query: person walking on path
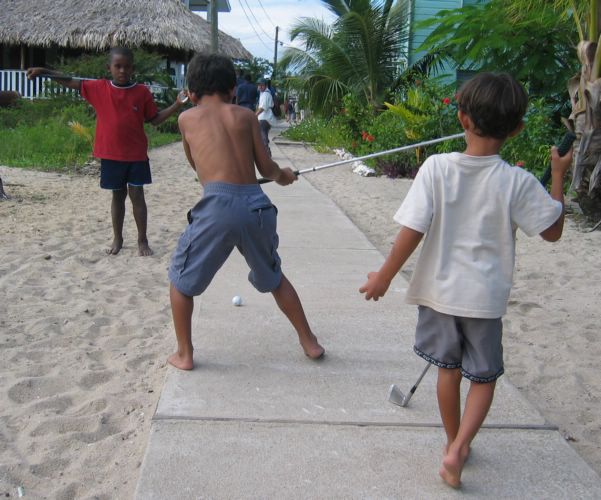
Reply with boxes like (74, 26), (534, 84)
(359, 72), (573, 489)
(255, 78), (275, 157)
(235, 73), (258, 111)
(168, 53), (324, 371)
(27, 47), (185, 256)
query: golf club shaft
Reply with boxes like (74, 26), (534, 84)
(258, 132), (465, 184)
(36, 73), (180, 91)
(410, 363), (431, 394)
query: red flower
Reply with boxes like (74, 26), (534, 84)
(361, 131), (368, 140)
(442, 97), (451, 105)
(352, 141), (357, 149)
(516, 161), (525, 167)
(366, 134), (375, 142)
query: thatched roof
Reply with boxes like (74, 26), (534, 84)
(0, 0), (252, 60)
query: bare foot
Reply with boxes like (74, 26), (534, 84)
(106, 237), (123, 255)
(167, 351), (194, 370)
(439, 447), (466, 489)
(138, 239), (153, 256)
(301, 333), (325, 360)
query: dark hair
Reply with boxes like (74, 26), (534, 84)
(109, 47), (134, 64)
(456, 72), (528, 140)
(186, 53), (236, 98)
(244, 73), (252, 82)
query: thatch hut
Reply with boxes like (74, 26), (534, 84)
(0, 0), (251, 71)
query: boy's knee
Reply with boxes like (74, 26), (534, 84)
(128, 185), (145, 202)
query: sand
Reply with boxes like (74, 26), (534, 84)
(1, 138), (600, 498)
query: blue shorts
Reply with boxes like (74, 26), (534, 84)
(168, 183), (282, 297)
(100, 159), (152, 190)
(413, 306), (504, 383)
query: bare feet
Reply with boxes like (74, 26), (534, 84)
(106, 237), (123, 255)
(167, 351), (194, 370)
(138, 239), (153, 256)
(301, 333), (325, 360)
(439, 446), (467, 489)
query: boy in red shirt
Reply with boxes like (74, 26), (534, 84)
(28, 47), (185, 256)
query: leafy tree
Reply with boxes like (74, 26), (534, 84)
(417, 1), (578, 106)
(234, 57), (273, 83)
(506, 1), (601, 219)
(420, 0), (601, 218)
(278, 0), (409, 115)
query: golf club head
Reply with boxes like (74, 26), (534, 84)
(387, 384), (408, 407)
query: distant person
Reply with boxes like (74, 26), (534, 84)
(287, 100), (296, 123)
(256, 78), (276, 157)
(359, 72), (572, 488)
(27, 47), (185, 256)
(168, 53), (324, 370)
(235, 73), (258, 111)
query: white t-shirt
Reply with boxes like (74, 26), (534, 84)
(394, 152), (563, 318)
(257, 90), (275, 124)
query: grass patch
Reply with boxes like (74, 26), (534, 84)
(0, 96), (181, 172)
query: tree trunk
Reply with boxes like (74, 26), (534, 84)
(570, 41), (601, 220)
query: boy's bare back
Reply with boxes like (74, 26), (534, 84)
(178, 95), (279, 185)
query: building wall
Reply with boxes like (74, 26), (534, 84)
(408, 0), (487, 83)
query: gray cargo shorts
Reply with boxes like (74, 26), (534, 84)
(413, 306), (504, 383)
(169, 182), (282, 296)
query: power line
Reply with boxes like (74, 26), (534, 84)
(256, 0), (278, 29)
(236, 0), (273, 52)
(241, 0), (276, 41)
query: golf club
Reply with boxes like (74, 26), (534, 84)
(34, 73), (189, 102)
(388, 362), (431, 407)
(257, 132), (465, 184)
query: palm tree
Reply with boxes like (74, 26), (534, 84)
(508, 1), (601, 218)
(278, 0), (409, 115)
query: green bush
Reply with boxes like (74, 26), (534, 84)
(500, 98), (564, 178)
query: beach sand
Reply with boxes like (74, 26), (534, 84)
(1, 139), (600, 498)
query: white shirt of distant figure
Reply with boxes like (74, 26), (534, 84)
(257, 89), (276, 125)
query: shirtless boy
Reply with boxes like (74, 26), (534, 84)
(167, 53), (324, 370)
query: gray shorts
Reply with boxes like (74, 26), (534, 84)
(168, 183), (282, 296)
(414, 306), (504, 383)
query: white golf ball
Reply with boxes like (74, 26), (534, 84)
(232, 295), (242, 306)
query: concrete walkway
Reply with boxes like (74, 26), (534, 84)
(135, 127), (601, 499)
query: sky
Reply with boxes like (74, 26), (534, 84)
(205, 0), (336, 61)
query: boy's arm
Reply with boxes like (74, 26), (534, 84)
(251, 116), (295, 185)
(178, 116), (196, 171)
(359, 226), (424, 301)
(26, 68), (81, 90)
(150, 93), (186, 126)
(539, 146), (573, 242)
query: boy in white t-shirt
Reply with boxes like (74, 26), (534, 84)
(359, 72), (573, 488)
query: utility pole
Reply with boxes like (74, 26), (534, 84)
(272, 26), (279, 82)
(208, 0), (218, 53)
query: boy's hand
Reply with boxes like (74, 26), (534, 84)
(26, 67), (45, 80)
(359, 271), (390, 301)
(275, 167), (298, 186)
(551, 145), (573, 178)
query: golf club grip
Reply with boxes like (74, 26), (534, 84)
(257, 171), (300, 184)
(540, 131), (577, 186)
(38, 73), (73, 80)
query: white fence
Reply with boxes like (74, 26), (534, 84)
(0, 70), (77, 99)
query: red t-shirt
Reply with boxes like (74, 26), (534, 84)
(80, 79), (158, 161)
